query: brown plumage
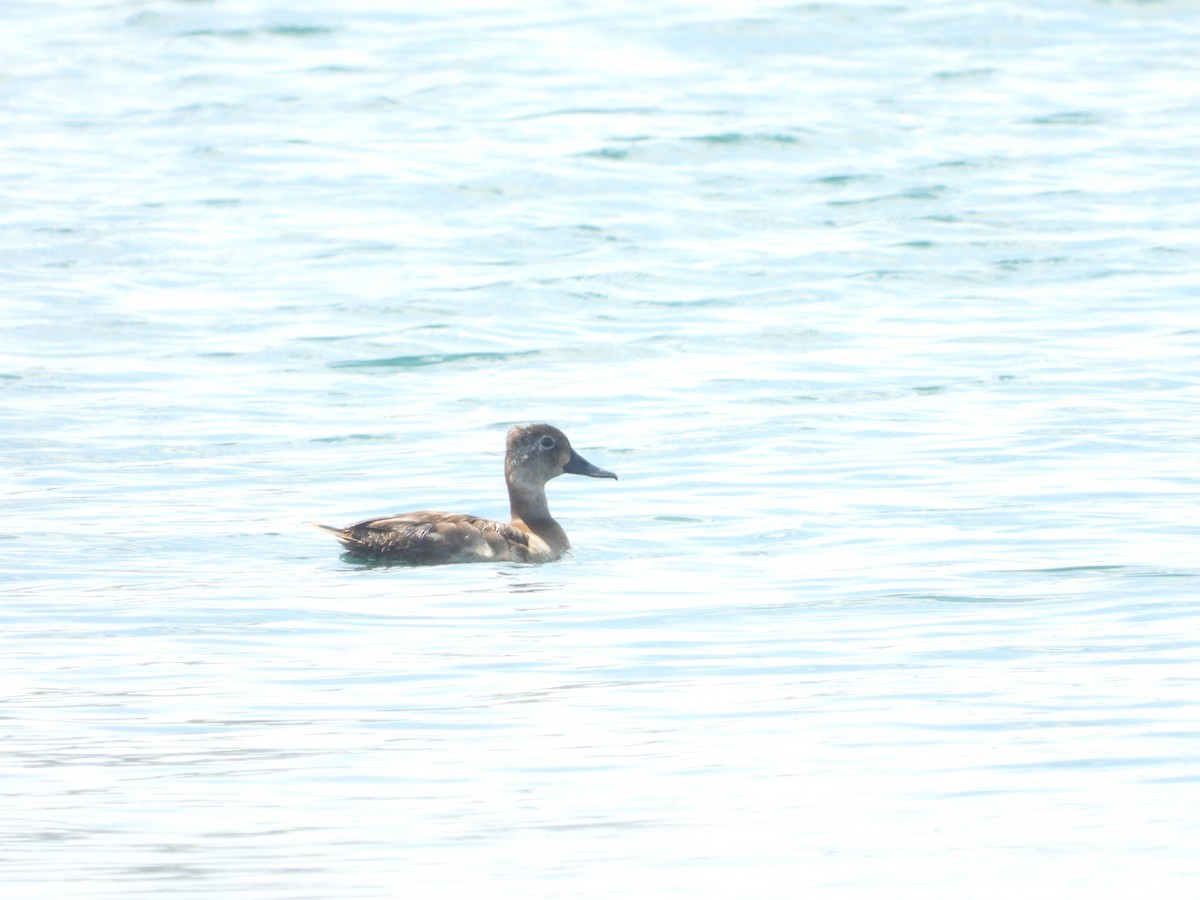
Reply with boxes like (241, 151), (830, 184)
(316, 424), (616, 564)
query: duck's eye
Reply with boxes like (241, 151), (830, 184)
(540, 436), (556, 449)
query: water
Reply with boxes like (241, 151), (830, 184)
(3, 0), (1199, 895)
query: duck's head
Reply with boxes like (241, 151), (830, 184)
(505, 424), (617, 487)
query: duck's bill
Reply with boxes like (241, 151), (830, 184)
(563, 449), (618, 480)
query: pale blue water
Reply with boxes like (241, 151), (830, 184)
(3, 0), (1199, 896)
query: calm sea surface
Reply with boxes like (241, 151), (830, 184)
(3, 0), (1199, 896)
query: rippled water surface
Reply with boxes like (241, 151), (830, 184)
(3, 0), (1199, 896)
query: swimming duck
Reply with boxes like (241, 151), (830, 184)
(317, 424), (617, 564)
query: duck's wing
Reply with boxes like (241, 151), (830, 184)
(316, 511), (532, 564)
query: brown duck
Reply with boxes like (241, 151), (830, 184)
(317, 424), (617, 564)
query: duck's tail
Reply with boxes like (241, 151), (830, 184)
(312, 522), (351, 539)
(312, 522), (362, 555)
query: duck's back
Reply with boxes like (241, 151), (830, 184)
(319, 511), (535, 564)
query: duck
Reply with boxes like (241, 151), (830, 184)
(316, 424), (617, 564)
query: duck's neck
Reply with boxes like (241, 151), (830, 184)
(508, 478), (569, 552)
